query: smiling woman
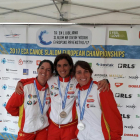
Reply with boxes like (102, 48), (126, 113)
(5, 59), (54, 140)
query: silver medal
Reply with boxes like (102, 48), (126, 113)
(40, 116), (45, 124)
(60, 111), (67, 118)
(77, 122), (85, 131)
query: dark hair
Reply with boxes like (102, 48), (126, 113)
(74, 60), (93, 75)
(38, 59), (54, 73)
(54, 53), (74, 76)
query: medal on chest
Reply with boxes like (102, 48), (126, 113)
(77, 81), (93, 130)
(58, 77), (70, 118)
(40, 115), (45, 124)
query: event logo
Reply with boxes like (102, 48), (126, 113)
(129, 75), (139, 80)
(23, 69), (29, 75)
(36, 60), (41, 65)
(126, 104), (136, 109)
(5, 30), (20, 38)
(115, 83), (123, 87)
(2, 84), (7, 90)
(28, 94), (32, 99)
(115, 93), (132, 98)
(96, 63), (114, 68)
(121, 114), (130, 119)
(39, 30), (52, 45)
(128, 85), (140, 88)
(94, 74), (108, 78)
(109, 74), (125, 79)
(124, 134), (138, 137)
(3, 126), (8, 131)
(109, 31), (128, 40)
(118, 63), (135, 69)
(1, 58), (6, 64)
(124, 125), (134, 130)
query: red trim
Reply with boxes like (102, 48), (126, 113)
(72, 100), (77, 121)
(76, 78), (93, 90)
(59, 76), (71, 82)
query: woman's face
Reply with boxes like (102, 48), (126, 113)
(37, 62), (52, 84)
(75, 65), (91, 87)
(56, 59), (72, 78)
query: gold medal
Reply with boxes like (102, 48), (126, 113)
(60, 111), (67, 118)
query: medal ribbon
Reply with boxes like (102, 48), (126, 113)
(34, 80), (47, 115)
(78, 81), (93, 121)
(58, 77), (71, 110)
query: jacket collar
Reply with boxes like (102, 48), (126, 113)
(35, 78), (48, 91)
(59, 75), (71, 82)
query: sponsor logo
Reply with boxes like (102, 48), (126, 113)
(6, 94), (12, 98)
(138, 94), (140, 97)
(38, 30), (52, 45)
(23, 69), (29, 75)
(9, 128), (15, 132)
(118, 63), (135, 69)
(117, 104), (123, 107)
(126, 104), (136, 109)
(96, 63), (114, 68)
(89, 63), (92, 67)
(1, 58), (6, 64)
(1, 58), (15, 64)
(2, 102), (7, 107)
(33, 71), (37, 74)
(109, 31), (128, 40)
(0, 120), (2, 122)
(109, 74), (125, 79)
(54, 87), (59, 90)
(0, 77), (10, 80)
(27, 101), (32, 105)
(115, 83), (123, 87)
(2, 84), (7, 90)
(124, 134), (138, 137)
(3, 120), (11, 122)
(13, 78), (21, 80)
(115, 93), (132, 98)
(129, 75), (139, 80)
(121, 114), (130, 119)
(87, 99), (94, 102)
(3, 126), (8, 131)
(128, 85), (140, 88)
(124, 125), (134, 130)
(0, 113), (2, 115)
(94, 74), (108, 78)
(19, 59), (33, 65)
(50, 91), (53, 96)
(136, 115), (140, 118)
(54, 83), (57, 85)
(36, 60), (41, 65)
(33, 100), (37, 105)
(5, 30), (20, 38)
(67, 91), (75, 94)
(6, 68), (17, 74)
(28, 94), (32, 99)
(54, 93), (58, 97)
(33, 95), (37, 98)
(89, 95), (93, 97)
(87, 104), (95, 108)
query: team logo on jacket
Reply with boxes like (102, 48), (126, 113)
(54, 93), (58, 97)
(27, 101), (32, 105)
(50, 91), (53, 95)
(33, 100), (37, 105)
(67, 91), (75, 94)
(51, 85), (54, 89)
(28, 94), (32, 99)
(87, 99), (94, 102)
(87, 104), (95, 108)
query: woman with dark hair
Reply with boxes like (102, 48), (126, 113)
(6, 60), (54, 140)
(15, 54), (109, 140)
(74, 60), (123, 140)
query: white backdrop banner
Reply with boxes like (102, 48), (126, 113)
(0, 24), (140, 140)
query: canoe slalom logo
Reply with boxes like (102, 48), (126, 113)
(38, 30), (52, 45)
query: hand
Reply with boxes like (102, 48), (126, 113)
(15, 81), (24, 94)
(97, 79), (109, 92)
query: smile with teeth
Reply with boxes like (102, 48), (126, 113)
(80, 79), (86, 81)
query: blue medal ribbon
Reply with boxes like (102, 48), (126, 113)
(58, 77), (71, 110)
(34, 80), (47, 115)
(78, 81), (93, 121)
